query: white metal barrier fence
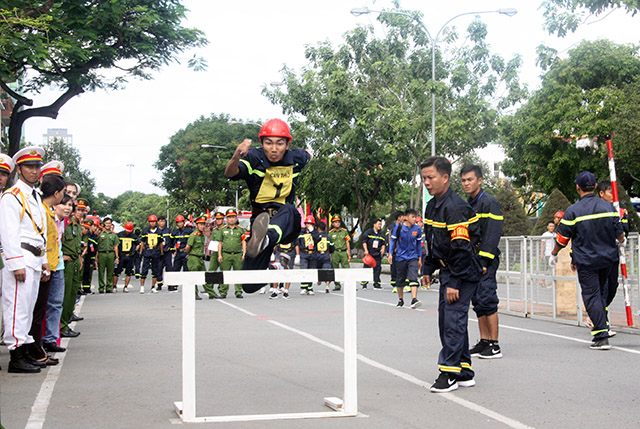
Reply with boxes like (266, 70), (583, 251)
(164, 268), (372, 424)
(497, 233), (640, 330)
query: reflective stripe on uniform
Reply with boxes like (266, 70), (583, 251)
(476, 212), (504, 221)
(560, 211), (619, 226)
(239, 159), (265, 177)
(478, 250), (495, 259)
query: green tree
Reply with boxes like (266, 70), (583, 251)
(501, 40), (640, 198)
(154, 114), (259, 213)
(108, 191), (168, 230)
(494, 181), (531, 236)
(43, 137), (95, 197)
(531, 189), (572, 235)
(541, 0), (640, 37)
(0, 0), (207, 156)
(265, 11), (525, 229)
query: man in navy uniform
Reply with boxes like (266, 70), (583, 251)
(461, 165), (504, 359)
(170, 214), (192, 292)
(550, 171), (624, 350)
(361, 218), (386, 289)
(157, 215), (173, 291)
(224, 118), (312, 292)
(139, 214), (164, 294)
(421, 156), (481, 393)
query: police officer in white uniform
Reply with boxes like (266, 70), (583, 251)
(0, 146), (49, 373)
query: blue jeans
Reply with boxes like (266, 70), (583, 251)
(43, 269), (65, 344)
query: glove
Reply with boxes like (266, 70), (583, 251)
(294, 254), (300, 266)
(620, 238), (628, 248)
(548, 254), (558, 268)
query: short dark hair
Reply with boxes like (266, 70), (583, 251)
(460, 164), (483, 179)
(420, 156), (451, 176)
(597, 180), (612, 194)
(547, 220), (555, 225)
(405, 208), (418, 217)
(157, 215), (166, 221)
(318, 221), (327, 231)
(394, 211), (404, 220)
(103, 217), (112, 223)
(40, 175), (66, 198)
(373, 218), (382, 224)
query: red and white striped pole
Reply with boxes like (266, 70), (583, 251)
(606, 138), (634, 326)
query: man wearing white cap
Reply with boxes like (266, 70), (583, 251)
(0, 146), (49, 373)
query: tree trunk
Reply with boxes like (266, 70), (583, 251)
(7, 85), (83, 155)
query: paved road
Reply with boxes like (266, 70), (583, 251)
(2, 271), (640, 428)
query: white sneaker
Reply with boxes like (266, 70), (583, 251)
(151, 287), (158, 294)
(300, 289), (308, 295)
(308, 290), (315, 296)
(608, 330), (617, 337)
(139, 286), (144, 294)
(260, 286), (267, 294)
(283, 292), (290, 300)
(123, 286), (129, 293)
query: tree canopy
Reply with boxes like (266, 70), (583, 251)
(154, 114), (259, 213)
(43, 137), (95, 197)
(0, 0), (207, 155)
(501, 39), (640, 198)
(264, 10), (525, 229)
(541, 0), (640, 37)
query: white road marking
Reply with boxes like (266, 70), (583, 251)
(348, 293), (640, 355)
(219, 299), (534, 429)
(25, 296), (85, 429)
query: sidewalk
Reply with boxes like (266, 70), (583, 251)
(2, 273), (640, 428)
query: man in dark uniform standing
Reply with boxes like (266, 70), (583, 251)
(157, 215), (173, 291)
(315, 221), (335, 293)
(296, 215), (320, 295)
(421, 156), (481, 393)
(361, 218), (386, 290)
(224, 118), (312, 292)
(139, 214), (164, 294)
(170, 215), (192, 292)
(461, 165), (504, 359)
(114, 222), (139, 293)
(551, 171), (624, 350)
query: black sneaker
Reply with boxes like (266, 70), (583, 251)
(410, 298), (422, 309)
(457, 373), (476, 387)
(478, 342), (503, 359)
(269, 292), (278, 299)
(283, 292), (290, 300)
(469, 339), (489, 357)
(590, 338), (611, 350)
(396, 299), (404, 308)
(430, 372), (458, 393)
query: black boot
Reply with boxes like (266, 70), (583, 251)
(8, 346), (41, 373)
(24, 344), (47, 368)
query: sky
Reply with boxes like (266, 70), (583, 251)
(21, 0), (640, 198)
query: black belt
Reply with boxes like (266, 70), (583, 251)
(252, 206), (280, 217)
(223, 251), (241, 255)
(21, 243), (45, 257)
(301, 250), (315, 254)
(335, 249), (348, 252)
(102, 251), (114, 253)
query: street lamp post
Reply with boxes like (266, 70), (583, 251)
(126, 163), (134, 190)
(351, 7), (517, 157)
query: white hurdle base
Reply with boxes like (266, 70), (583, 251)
(165, 268), (372, 424)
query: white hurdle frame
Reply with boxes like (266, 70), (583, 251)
(165, 268), (372, 423)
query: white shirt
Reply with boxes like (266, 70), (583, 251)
(542, 231), (555, 257)
(0, 179), (48, 271)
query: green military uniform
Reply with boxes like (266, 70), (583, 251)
(60, 218), (82, 331)
(329, 224), (351, 289)
(186, 228), (206, 297)
(219, 224), (245, 297)
(97, 228), (119, 292)
(203, 217), (224, 298)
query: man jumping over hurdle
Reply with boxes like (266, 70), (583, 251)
(224, 118), (312, 292)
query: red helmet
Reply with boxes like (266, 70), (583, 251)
(175, 215), (185, 222)
(258, 119), (292, 142)
(124, 222), (134, 232)
(304, 215), (315, 225)
(363, 254), (376, 268)
(148, 215), (158, 222)
(554, 211), (564, 219)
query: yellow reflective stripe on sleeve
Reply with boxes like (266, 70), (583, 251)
(438, 365), (461, 373)
(424, 218), (447, 228)
(239, 159), (265, 177)
(560, 211), (619, 226)
(447, 215), (478, 230)
(621, 218), (628, 223)
(477, 212), (504, 220)
(268, 224), (283, 243)
(478, 251), (495, 259)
